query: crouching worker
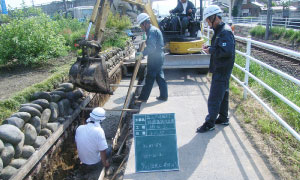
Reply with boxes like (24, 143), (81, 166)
(75, 107), (111, 178)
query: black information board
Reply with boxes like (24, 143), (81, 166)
(133, 113), (179, 172)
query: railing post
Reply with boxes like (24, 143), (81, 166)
(244, 36), (251, 99)
(285, 18), (287, 28)
(271, 15), (273, 28)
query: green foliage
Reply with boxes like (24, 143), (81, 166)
(102, 30), (130, 50)
(0, 10), (67, 66)
(53, 13), (87, 32)
(51, 13), (88, 50)
(250, 25), (265, 38)
(232, 6), (238, 17)
(270, 26), (285, 39)
(0, 14), (11, 24)
(250, 25), (300, 43)
(284, 29), (295, 39)
(9, 7), (43, 19)
(106, 12), (131, 31)
(291, 31), (300, 43)
(102, 12), (132, 50)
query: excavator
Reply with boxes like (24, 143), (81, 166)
(69, 0), (210, 94)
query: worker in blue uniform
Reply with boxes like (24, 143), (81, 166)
(196, 5), (235, 133)
(169, 0), (196, 34)
(135, 13), (168, 103)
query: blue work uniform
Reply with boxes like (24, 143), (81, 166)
(138, 25), (168, 101)
(205, 22), (235, 126)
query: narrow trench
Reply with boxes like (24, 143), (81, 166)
(47, 67), (143, 180)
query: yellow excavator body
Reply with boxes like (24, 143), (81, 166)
(169, 38), (205, 54)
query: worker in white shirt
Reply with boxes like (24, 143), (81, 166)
(75, 107), (111, 177)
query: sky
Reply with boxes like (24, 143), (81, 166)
(5, 0), (56, 8)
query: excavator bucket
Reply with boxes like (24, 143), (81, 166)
(69, 40), (112, 94)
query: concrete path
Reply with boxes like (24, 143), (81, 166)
(123, 69), (277, 180)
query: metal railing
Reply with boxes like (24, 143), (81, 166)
(223, 16), (300, 29)
(204, 27), (300, 141)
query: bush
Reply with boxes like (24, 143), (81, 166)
(53, 13), (87, 33)
(250, 25), (300, 43)
(106, 12), (131, 31)
(270, 26), (285, 39)
(0, 12), (67, 66)
(291, 31), (300, 43)
(102, 28), (129, 50)
(250, 25), (265, 38)
(9, 7), (43, 19)
(101, 12), (131, 50)
(284, 29), (295, 39)
(0, 14), (11, 24)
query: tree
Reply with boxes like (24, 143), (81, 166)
(264, 0), (272, 40)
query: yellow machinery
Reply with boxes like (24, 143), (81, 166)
(123, 0), (210, 69)
(169, 39), (205, 54)
(124, 0), (206, 55)
(69, 0), (210, 93)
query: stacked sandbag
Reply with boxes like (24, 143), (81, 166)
(0, 83), (84, 179)
(102, 42), (134, 72)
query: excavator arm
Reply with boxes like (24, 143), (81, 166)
(69, 0), (113, 94)
(122, 0), (159, 28)
(69, 0), (156, 94)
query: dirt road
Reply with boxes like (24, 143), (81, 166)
(0, 54), (75, 101)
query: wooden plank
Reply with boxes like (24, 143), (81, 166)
(81, 108), (139, 112)
(98, 168), (106, 180)
(10, 94), (94, 180)
(108, 61), (123, 78)
(109, 84), (143, 87)
(111, 155), (129, 180)
(112, 52), (143, 150)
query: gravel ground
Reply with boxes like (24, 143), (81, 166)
(236, 42), (300, 80)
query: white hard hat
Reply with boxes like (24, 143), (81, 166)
(203, 5), (223, 21)
(89, 107), (106, 122)
(137, 13), (150, 25)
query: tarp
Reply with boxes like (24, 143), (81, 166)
(1, 0), (8, 14)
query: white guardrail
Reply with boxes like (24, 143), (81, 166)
(204, 27), (300, 141)
(223, 17), (300, 29)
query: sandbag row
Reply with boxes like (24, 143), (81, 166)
(103, 41), (134, 72)
(0, 83), (84, 180)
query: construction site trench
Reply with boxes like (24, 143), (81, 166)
(0, 41), (143, 180)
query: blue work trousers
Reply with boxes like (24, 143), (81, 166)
(138, 67), (168, 101)
(205, 71), (231, 126)
(171, 16), (189, 33)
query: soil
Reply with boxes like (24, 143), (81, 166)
(0, 53), (76, 101)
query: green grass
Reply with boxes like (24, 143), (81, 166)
(250, 25), (265, 39)
(0, 58), (75, 123)
(250, 25), (300, 43)
(231, 54), (300, 178)
(233, 54), (300, 132)
(270, 26), (285, 39)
